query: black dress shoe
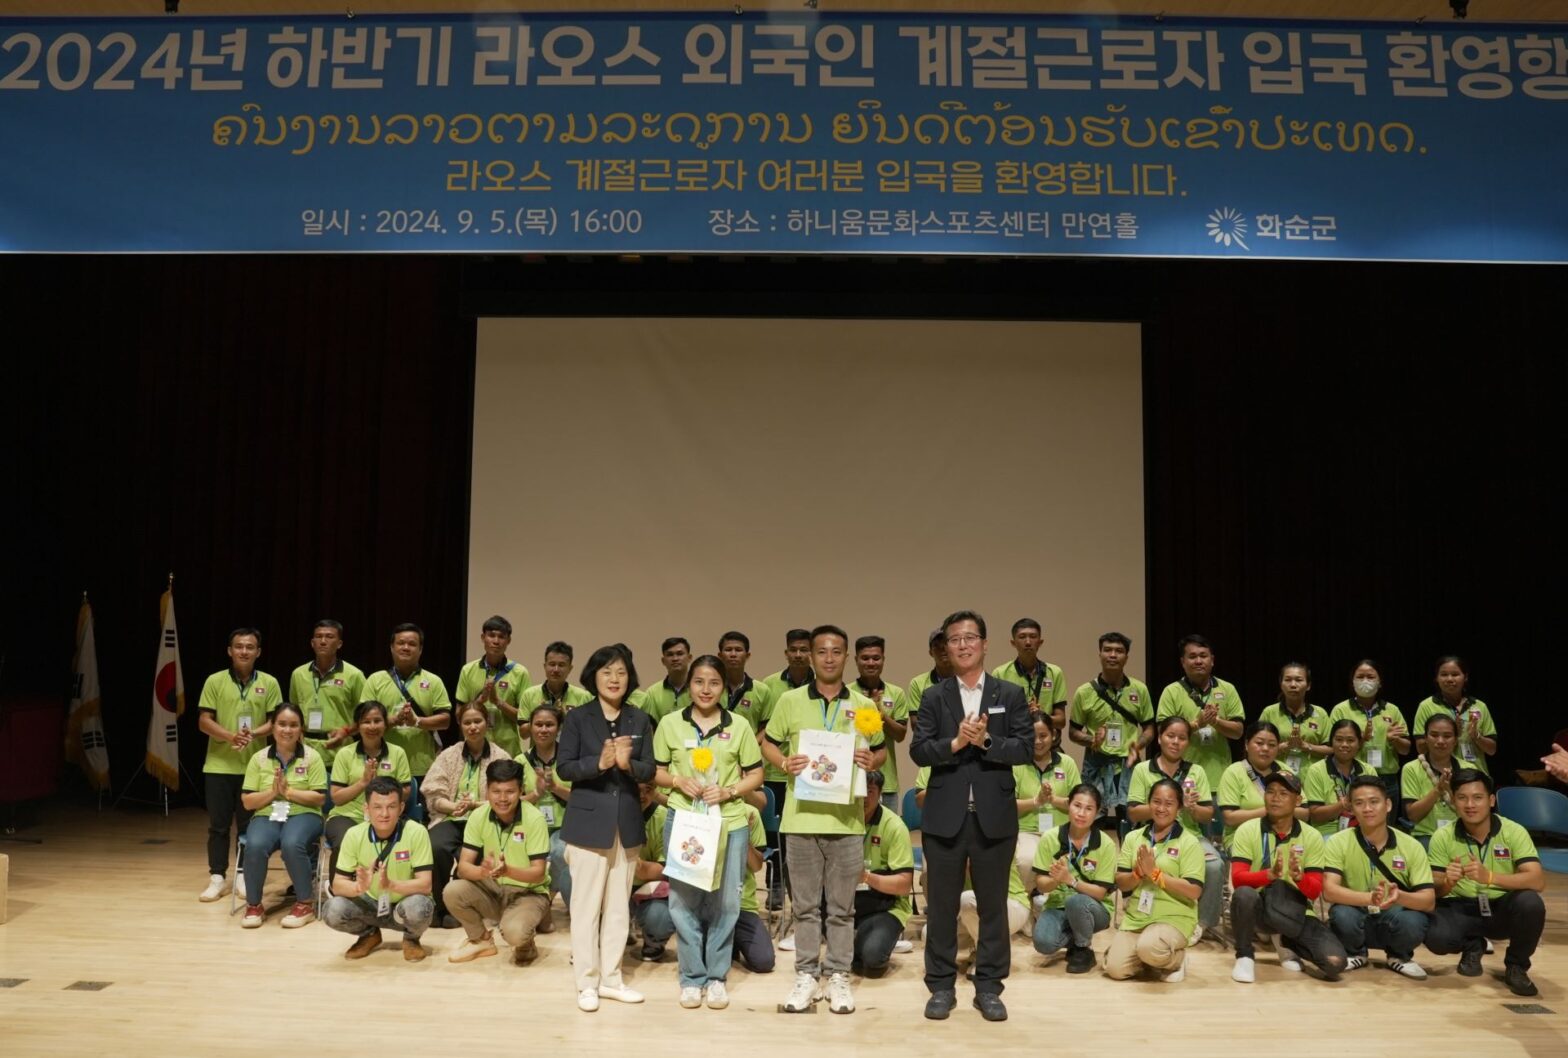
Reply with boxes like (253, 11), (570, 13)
(972, 992), (1008, 1022)
(1505, 966), (1539, 997)
(1066, 946), (1097, 974)
(924, 989), (957, 1020)
(1457, 945), (1484, 977)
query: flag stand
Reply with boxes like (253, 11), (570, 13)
(111, 760), (199, 816)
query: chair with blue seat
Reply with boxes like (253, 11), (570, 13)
(1496, 785), (1568, 873)
(758, 785), (791, 935)
(230, 828), (324, 915)
(900, 787), (924, 915)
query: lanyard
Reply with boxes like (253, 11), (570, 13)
(461, 755), (483, 797)
(1034, 751), (1060, 786)
(1066, 832), (1094, 877)
(1182, 678), (1212, 710)
(390, 668), (419, 707)
(691, 715), (723, 747)
(369, 821), (405, 871)
(1330, 759), (1360, 798)
(1461, 827), (1494, 868)
(483, 659), (515, 683)
(493, 812), (518, 854)
(1260, 825), (1292, 870)
(1015, 659), (1047, 703)
(232, 670), (258, 708)
(817, 692), (844, 731)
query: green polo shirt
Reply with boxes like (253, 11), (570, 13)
(852, 679), (909, 793)
(455, 657), (532, 758)
(639, 677), (694, 726)
(765, 684), (883, 836)
(1429, 815), (1539, 901)
(1117, 821), (1204, 934)
(327, 740), (412, 822)
(1069, 676), (1154, 758)
(363, 667), (452, 777)
(522, 746), (571, 830)
(1014, 751), (1082, 833)
(862, 803), (916, 925)
(653, 706), (764, 832)
(1400, 756), (1461, 838)
(198, 668), (284, 775)
(242, 744), (329, 818)
(1128, 758), (1213, 834)
(1156, 677), (1244, 791)
(519, 681), (594, 720)
(1301, 756), (1373, 838)
(904, 668), (941, 715)
(288, 659), (366, 764)
(738, 805), (769, 914)
(1216, 760), (1295, 848)
(992, 658), (1067, 715)
(1412, 696), (1496, 775)
(1230, 817), (1325, 915)
(1033, 824), (1117, 916)
(642, 803), (669, 864)
(1256, 702), (1332, 775)
(1324, 825), (1434, 895)
(761, 669), (814, 782)
(724, 675), (774, 736)
(1327, 699), (1408, 776)
(335, 819), (433, 905)
(460, 802), (551, 894)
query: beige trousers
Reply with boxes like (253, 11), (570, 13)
(445, 877), (550, 948)
(1104, 922), (1189, 978)
(565, 834), (638, 992)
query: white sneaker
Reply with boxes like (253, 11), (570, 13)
(199, 874), (230, 902)
(1031, 893), (1047, 912)
(1484, 939), (1495, 955)
(893, 938), (914, 954)
(825, 972), (855, 1014)
(598, 984), (645, 1005)
(1189, 923), (1203, 946)
(778, 933), (796, 951)
(1231, 956), (1256, 983)
(679, 986), (704, 1009)
(705, 981), (729, 1009)
(782, 972), (818, 1012)
(1345, 955), (1368, 971)
(577, 990), (600, 1012)
(1162, 953), (1187, 983)
(240, 904), (264, 928)
(1273, 935), (1302, 972)
(1388, 958), (1428, 980)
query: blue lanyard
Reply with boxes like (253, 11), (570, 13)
(1066, 833), (1093, 877)
(390, 668), (419, 704)
(817, 692), (843, 731)
(1260, 826), (1291, 870)
(483, 660), (515, 683)
(369, 821), (405, 870)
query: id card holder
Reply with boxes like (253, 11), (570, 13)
(1287, 754), (1304, 775)
(1199, 726), (1214, 744)
(1038, 812), (1052, 835)
(1478, 893), (1492, 917)
(308, 709), (324, 731)
(269, 799), (290, 822)
(1338, 816), (1351, 831)
(1106, 727), (1124, 751)
(376, 889), (391, 917)
(541, 804), (556, 827)
(1437, 818), (1454, 829)
(237, 714), (253, 734)
(1367, 747), (1384, 769)
(1460, 742), (1477, 761)
(1137, 888), (1156, 914)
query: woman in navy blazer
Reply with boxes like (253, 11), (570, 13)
(556, 643), (656, 1011)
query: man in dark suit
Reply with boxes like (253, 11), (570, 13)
(910, 610), (1034, 1021)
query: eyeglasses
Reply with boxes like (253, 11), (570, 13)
(945, 633), (982, 646)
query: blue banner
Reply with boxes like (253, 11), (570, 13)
(2, 11), (1566, 259)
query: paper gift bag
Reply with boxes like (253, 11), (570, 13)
(663, 808), (727, 892)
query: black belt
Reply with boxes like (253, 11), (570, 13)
(305, 730), (331, 739)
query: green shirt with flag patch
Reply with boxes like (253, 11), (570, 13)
(992, 658), (1067, 716)
(460, 802), (551, 894)
(766, 684), (883, 836)
(1230, 817), (1325, 915)
(1301, 756), (1374, 838)
(518, 682), (594, 721)
(242, 744), (329, 818)
(1217, 760), (1296, 848)
(862, 803), (916, 926)
(328, 740), (412, 822)
(852, 679), (910, 794)
(1117, 821), (1204, 934)
(1013, 751), (1082, 833)
(1033, 824), (1117, 916)
(1156, 678), (1245, 792)
(1429, 815), (1538, 901)
(1412, 696), (1496, 775)
(723, 675), (774, 738)
(288, 659), (366, 765)
(1128, 758), (1213, 834)
(1256, 702), (1332, 776)
(522, 746), (571, 830)
(1327, 699), (1409, 776)
(1324, 825), (1433, 895)
(639, 677), (695, 726)
(364, 667), (452, 777)
(653, 707), (764, 832)
(761, 669), (814, 782)
(455, 658), (532, 758)
(1400, 756), (1462, 838)
(738, 805), (768, 914)
(199, 668), (284, 775)
(336, 819), (433, 905)
(1070, 676), (1154, 758)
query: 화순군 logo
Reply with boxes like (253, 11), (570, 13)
(1206, 207), (1251, 251)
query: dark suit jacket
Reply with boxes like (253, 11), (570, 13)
(555, 699), (657, 850)
(909, 675), (1034, 840)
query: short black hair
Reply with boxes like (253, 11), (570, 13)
(1067, 782), (1103, 810)
(854, 635), (885, 653)
(228, 627), (261, 646)
(487, 759), (526, 786)
(390, 622), (424, 646)
(1423, 712), (1459, 735)
(313, 619), (344, 634)
(481, 615), (512, 636)
(1348, 775), (1388, 799)
(544, 641), (573, 660)
(1328, 718), (1364, 742)
(1177, 633), (1212, 656)
(1450, 767), (1493, 796)
(1098, 632), (1132, 651)
(365, 775), (403, 801)
(719, 631), (750, 652)
(1156, 714), (1193, 738)
(864, 767), (887, 790)
(1147, 777), (1183, 804)
(661, 637), (691, 654)
(785, 628), (812, 645)
(1245, 720), (1282, 742)
(941, 610), (987, 641)
(1010, 618), (1041, 637)
(581, 643), (640, 699)
(811, 624), (849, 649)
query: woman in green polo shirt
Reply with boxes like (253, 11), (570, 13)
(1402, 712), (1462, 847)
(325, 701), (412, 875)
(1302, 719), (1371, 838)
(1257, 662), (1332, 776)
(1012, 711), (1080, 887)
(654, 654), (765, 1009)
(1032, 783), (1117, 973)
(238, 702), (327, 928)
(1328, 659), (1409, 802)
(525, 701), (573, 911)
(1218, 721), (1294, 848)
(1412, 656), (1497, 774)
(1107, 777), (1204, 981)
(1128, 716), (1223, 938)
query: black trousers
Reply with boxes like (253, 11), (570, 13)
(1231, 880), (1347, 974)
(204, 772), (251, 875)
(922, 812), (1015, 995)
(1427, 893), (1546, 971)
(764, 779), (787, 892)
(854, 911), (904, 974)
(324, 814), (357, 877)
(428, 820), (464, 917)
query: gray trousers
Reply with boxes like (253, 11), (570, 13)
(322, 894), (434, 940)
(784, 833), (862, 977)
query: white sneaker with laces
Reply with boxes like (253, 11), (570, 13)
(598, 984), (645, 1004)
(782, 972), (818, 1013)
(1162, 953), (1187, 983)
(679, 987), (703, 1009)
(1388, 959), (1428, 980)
(825, 972), (855, 1014)
(1232, 956), (1256, 983)
(199, 874), (230, 902)
(778, 933), (796, 952)
(893, 938), (914, 954)
(705, 981), (729, 1009)
(577, 990), (600, 1012)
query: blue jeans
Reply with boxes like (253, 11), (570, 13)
(1198, 835), (1224, 931)
(1082, 753), (1132, 813)
(665, 813), (750, 988)
(549, 829), (571, 909)
(1328, 903), (1429, 961)
(323, 893), (434, 940)
(635, 897), (674, 946)
(1033, 893), (1111, 953)
(242, 812), (322, 906)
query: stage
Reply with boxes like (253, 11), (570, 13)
(1, 806), (1564, 1057)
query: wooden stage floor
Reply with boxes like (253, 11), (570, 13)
(2, 806), (1565, 1057)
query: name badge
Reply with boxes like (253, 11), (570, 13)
(1287, 754), (1304, 774)
(1367, 748), (1384, 769)
(541, 804), (556, 826)
(308, 709), (324, 730)
(1137, 888), (1156, 914)
(684, 739), (698, 749)
(1198, 726), (1213, 743)
(988, 706), (1005, 715)
(1478, 892), (1492, 917)
(1460, 743), (1477, 761)
(1106, 727), (1124, 749)
(1437, 818), (1453, 828)
(269, 800), (290, 822)
(237, 714), (252, 733)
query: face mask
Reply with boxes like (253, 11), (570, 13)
(1353, 678), (1379, 698)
